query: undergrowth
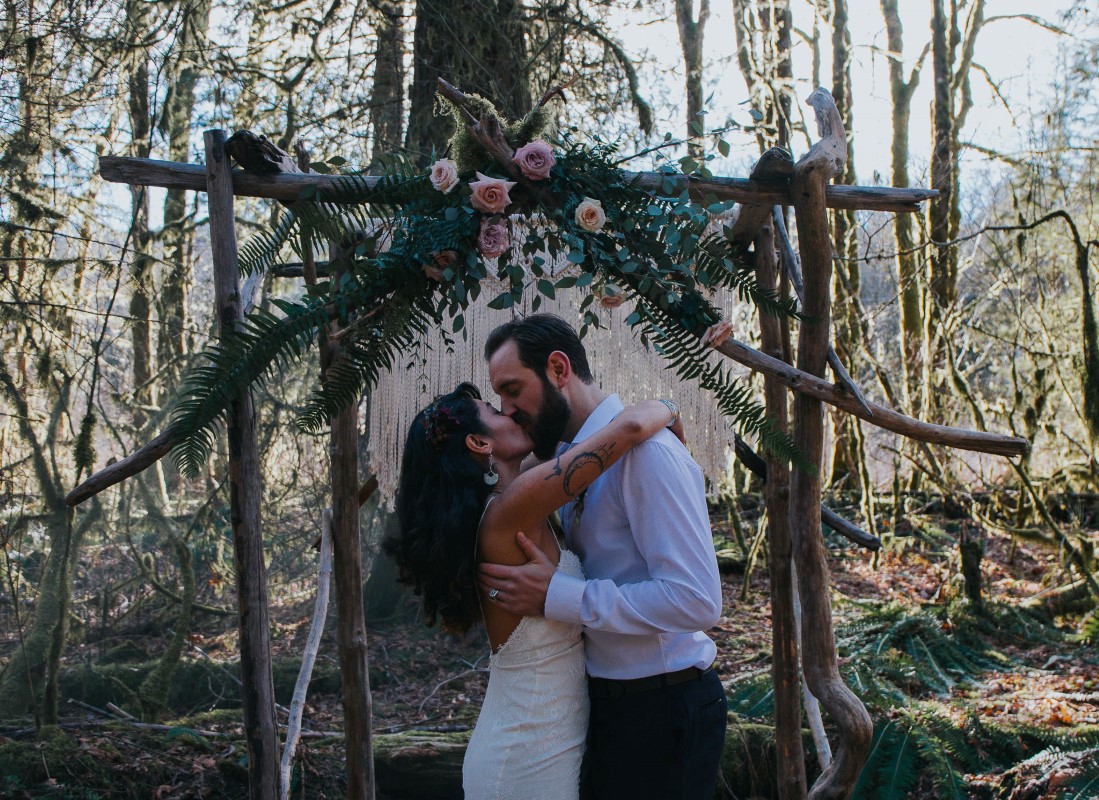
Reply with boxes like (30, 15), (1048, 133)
(725, 599), (1099, 799)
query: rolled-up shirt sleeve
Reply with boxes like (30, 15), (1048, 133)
(544, 437), (722, 634)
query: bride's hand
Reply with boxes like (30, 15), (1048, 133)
(700, 319), (733, 349)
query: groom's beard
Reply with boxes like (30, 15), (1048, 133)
(526, 380), (571, 461)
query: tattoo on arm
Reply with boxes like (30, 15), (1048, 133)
(559, 443), (615, 497)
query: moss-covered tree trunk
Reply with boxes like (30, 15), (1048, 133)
(406, 0), (532, 164)
(124, 0), (155, 426)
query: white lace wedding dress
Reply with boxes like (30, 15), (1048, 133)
(463, 549), (589, 800)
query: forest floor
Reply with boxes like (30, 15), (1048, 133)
(1, 500), (1097, 799)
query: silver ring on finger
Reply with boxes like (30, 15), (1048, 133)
(488, 588), (500, 601)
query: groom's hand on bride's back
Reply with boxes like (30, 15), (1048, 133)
(477, 532), (555, 617)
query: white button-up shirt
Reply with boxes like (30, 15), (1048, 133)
(544, 394), (722, 680)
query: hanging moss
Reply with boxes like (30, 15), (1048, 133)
(442, 94), (552, 174)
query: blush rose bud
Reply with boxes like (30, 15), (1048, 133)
(512, 141), (556, 181)
(477, 218), (510, 258)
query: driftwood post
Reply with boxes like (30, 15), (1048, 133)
(730, 149), (807, 799)
(292, 136), (376, 799)
(789, 91), (874, 799)
(755, 220), (808, 798)
(203, 129), (280, 800)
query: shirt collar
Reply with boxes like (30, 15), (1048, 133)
(569, 394), (624, 446)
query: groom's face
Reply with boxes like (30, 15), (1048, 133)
(488, 339), (572, 460)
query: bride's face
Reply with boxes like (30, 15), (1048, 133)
(475, 400), (533, 462)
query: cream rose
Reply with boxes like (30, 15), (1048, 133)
(469, 172), (517, 214)
(477, 218), (510, 259)
(575, 198), (607, 232)
(598, 284), (626, 309)
(512, 140), (556, 181)
(429, 159), (459, 194)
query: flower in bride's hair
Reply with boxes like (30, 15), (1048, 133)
(575, 197), (606, 232)
(512, 140), (556, 181)
(429, 158), (460, 194)
(477, 218), (510, 259)
(469, 172), (517, 215)
(596, 283), (626, 309)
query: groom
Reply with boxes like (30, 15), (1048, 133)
(478, 314), (727, 799)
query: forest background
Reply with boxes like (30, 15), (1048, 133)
(2, 0), (1099, 797)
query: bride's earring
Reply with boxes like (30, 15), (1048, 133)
(483, 453), (499, 486)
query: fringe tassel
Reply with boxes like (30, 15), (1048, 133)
(367, 216), (750, 506)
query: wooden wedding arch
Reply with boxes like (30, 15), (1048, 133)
(69, 84), (1027, 800)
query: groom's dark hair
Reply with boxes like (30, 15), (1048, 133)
(484, 314), (595, 384)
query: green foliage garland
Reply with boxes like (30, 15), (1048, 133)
(169, 121), (803, 476)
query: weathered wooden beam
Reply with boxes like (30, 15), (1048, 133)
(205, 129), (280, 800)
(714, 337), (1027, 457)
(789, 88), (873, 800)
(98, 155), (936, 213)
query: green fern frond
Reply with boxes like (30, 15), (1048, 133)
(297, 289), (436, 432)
(631, 301), (803, 466)
(238, 209), (300, 277)
(853, 720), (919, 800)
(693, 231), (801, 319)
(724, 671), (775, 720)
(168, 283), (379, 476)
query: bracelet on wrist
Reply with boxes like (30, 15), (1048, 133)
(658, 398), (680, 427)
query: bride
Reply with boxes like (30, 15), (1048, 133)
(385, 382), (683, 799)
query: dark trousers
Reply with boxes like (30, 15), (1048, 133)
(582, 669), (727, 800)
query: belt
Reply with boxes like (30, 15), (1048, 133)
(588, 665), (714, 698)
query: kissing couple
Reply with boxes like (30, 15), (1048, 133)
(386, 313), (732, 799)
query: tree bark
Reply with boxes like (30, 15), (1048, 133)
(157, 0), (211, 382)
(731, 0), (793, 151)
(880, 0), (928, 418)
(125, 0), (154, 426)
(98, 154), (937, 212)
(826, 0), (871, 517)
(790, 88), (873, 800)
(928, 0), (956, 368)
(367, 0), (405, 169)
(204, 129), (280, 800)
(675, 0), (709, 159)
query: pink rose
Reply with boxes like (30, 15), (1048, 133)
(477, 218), (510, 259)
(575, 198), (607, 232)
(422, 250), (457, 282)
(512, 140), (556, 181)
(598, 284), (626, 309)
(429, 159), (459, 194)
(469, 172), (516, 214)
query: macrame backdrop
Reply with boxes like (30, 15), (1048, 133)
(366, 217), (743, 505)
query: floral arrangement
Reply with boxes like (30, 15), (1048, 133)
(168, 81), (801, 476)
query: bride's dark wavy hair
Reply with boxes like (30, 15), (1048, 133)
(384, 382), (492, 633)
